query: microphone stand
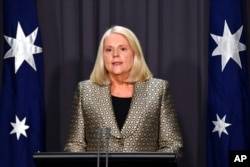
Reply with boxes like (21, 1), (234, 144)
(105, 128), (111, 167)
(96, 128), (102, 167)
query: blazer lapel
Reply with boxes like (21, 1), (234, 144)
(96, 85), (122, 138)
(121, 81), (148, 138)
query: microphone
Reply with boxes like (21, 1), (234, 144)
(105, 128), (111, 167)
(96, 128), (102, 167)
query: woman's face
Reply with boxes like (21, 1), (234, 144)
(103, 33), (134, 79)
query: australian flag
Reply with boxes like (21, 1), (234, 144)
(0, 0), (45, 167)
(207, 0), (250, 167)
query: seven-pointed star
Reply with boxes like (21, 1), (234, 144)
(3, 22), (42, 73)
(210, 20), (246, 71)
(212, 114), (231, 138)
(10, 115), (30, 140)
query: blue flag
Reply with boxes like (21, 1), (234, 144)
(207, 0), (250, 166)
(0, 0), (45, 167)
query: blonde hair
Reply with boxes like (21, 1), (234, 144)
(90, 25), (152, 85)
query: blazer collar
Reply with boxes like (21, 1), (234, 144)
(96, 81), (149, 139)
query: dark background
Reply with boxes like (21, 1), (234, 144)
(0, 0), (250, 167)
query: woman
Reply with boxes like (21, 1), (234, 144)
(64, 25), (183, 157)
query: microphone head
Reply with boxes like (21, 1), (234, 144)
(97, 128), (102, 139)
(105, 128), (111, 138)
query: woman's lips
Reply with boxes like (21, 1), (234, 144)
(112, 62), (122, 65)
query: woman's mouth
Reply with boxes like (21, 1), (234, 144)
(112, 62), (122, 65)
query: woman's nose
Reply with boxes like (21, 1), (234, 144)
(113, 49), (119, 57)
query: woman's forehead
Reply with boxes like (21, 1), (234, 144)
(104, 33), (130, 46)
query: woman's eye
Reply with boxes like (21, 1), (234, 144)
(120, 47), (127, 51)
(105, 48), (112, 52)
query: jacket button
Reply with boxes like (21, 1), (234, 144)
(118, 139), (124, 146)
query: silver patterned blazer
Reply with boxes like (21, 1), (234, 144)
(64, 78), (183, 156)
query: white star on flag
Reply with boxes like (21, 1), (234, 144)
(10, 115), (30, 140)
(212, 114), (231, 138)
(210, 20), (246, 71)
(3, 22), (43, 73)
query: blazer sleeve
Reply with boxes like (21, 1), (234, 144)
(158, 81), (183, 157)
(64, 82), (86, 152)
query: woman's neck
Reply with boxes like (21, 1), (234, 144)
(110, 82), (134, 98)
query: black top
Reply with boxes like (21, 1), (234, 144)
(111, 96), (132, 130)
